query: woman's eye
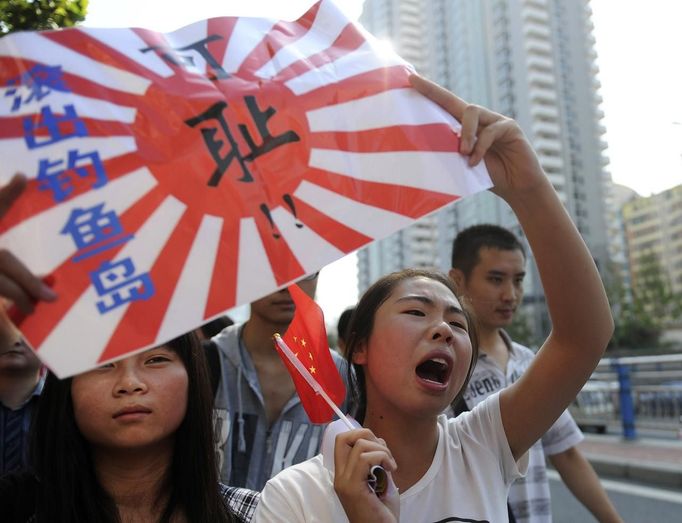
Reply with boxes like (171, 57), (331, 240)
(404, 309), (425, 316)
(146, 355), (170, 365)
(449, 321), (467, 330)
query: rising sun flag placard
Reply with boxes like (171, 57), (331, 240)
(0, 0), (491, 377)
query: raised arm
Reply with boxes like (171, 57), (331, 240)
(410, 75), (613, 459)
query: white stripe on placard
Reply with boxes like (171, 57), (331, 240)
(38, 195), (187, 378)
(155, 214), (223, 343)
(0, 166), (157, 275)
(235, 217), (278, 305)
(293, 180), (413, 240)
(309, 149), (491, 196)
(222, 18), (278, 74)
(0, 136), (137, 183)
(284, 40), (408, 96)
(306, 88), (461, 132)
(0, 32), (150, 95)
(271, 206), (345, 272)
(0, 89), (137, 121)
(255, 0), (350, 79)
(80, 27), (176, 78)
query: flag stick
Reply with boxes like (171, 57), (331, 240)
(274, 333), (354, 430)
(275, 334), (389, 497)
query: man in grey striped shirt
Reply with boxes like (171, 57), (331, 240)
(449, 224), (622, 523)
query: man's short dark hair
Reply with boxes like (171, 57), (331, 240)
(200, 315), (234, 339)
(450, 224), (525, 277)
(336, 307), (355, 345)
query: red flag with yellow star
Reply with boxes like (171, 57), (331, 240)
(278, 283), (345, 423)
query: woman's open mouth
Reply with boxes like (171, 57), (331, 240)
(415, 353), (453, 390)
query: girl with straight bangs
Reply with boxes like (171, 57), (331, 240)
(254, 75), (613, 523)
(0, 332), (259, 523)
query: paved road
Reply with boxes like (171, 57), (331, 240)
(549, 470), (682, 523)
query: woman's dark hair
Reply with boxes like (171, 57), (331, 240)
(345, 268), (479, 423)
(30, 332), (234, 523)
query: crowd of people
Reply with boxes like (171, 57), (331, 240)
(0, 75), (623, 522)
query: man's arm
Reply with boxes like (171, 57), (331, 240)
(549, 446), (623, 523)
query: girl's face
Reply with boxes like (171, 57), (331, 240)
(354, 277), (472, 420)
(71, 346), (189, 453)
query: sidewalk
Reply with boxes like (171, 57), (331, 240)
(578, 433), (682, 489)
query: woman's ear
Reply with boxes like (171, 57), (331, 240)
(351, 340), (368, 365)
(448, 268), (466, 293)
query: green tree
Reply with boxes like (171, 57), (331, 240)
(609, 253), (682, 349)
(505, 307), (539, 349)
(0, 0), (88, 35)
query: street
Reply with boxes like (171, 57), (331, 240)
(549, 470), (682, 522)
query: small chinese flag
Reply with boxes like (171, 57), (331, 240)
(277, 284), (346, 423)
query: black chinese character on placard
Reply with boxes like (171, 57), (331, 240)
(141, 35), (229, 80)
(186, 96), (300, 187)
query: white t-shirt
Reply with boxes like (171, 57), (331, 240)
(460, 335), (584, 523)
(254, 393), (528, 523)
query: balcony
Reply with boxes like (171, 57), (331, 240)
(529, 76), (556, 93)
(522, 4), (550, 24)
(532, 120), (561, 137)
(531, 104), (560, 119)
(534, 137), (562, 154)
(540, 155), (564, 171)
(529, 86), (558, 104)
(523, 21), (551, 39)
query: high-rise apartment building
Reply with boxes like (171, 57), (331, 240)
(622, 184), (682, 295)
(358, 0), (612, 338)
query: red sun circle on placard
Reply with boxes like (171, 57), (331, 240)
(131, 73), (309, 221)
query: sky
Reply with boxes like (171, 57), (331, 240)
(82, 0), (682, 325)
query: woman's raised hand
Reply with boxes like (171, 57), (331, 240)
(409, 74), (549, 202)
(333, 428), (399, 523)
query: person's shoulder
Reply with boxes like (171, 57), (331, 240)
(0, 472), (37, 522)
(211, 323), (244, 352)
(508, 339), (535, 361)
(267, 454), (328, 489)
(331, 349), (345, 363)
(444, 393), (501, 431)
(219, 483), (260, 523)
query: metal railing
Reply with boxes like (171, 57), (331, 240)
(569, 354), (682, 439)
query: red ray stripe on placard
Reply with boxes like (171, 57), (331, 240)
(304, 168), (457, 219)
(44, 29), (170, 85)
(0, 56), (34, 78)
(0, 154), (148, 233)
(294, 65), (412, 112)
(254, 211), (305, 286)
(0, 57), (142, 110)
(234, 2), (322, 79)
(272, 21), (364, 82)
(18, 247), (112, 351)
(0, 112), (133, 141)
(97, 206), (206, 362)
(291, 195), (371, 252)
(309, 124), (461, 153)
(0, 115), (25, 140)
(203, 216), (240, 320)
(17, 184), (166, 350)
(206, 17), (238, 74)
